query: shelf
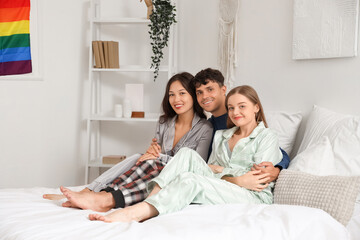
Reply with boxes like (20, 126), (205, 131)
(92, 65), (169, 72)
(88, 160), (115, 168)
(89, 113), (159, 122)
(86, 0), (176, 184)
(92, 17), (150, 24)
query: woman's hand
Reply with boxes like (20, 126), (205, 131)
(137, 138), (161, 164)
(149, 138), (161, 156)
(222, 170), (270, 192)
(251, 162), (280, 183)
(208, 164), (224, 174)
(137, 153), (157, 164)
(146, 138), (162, 157)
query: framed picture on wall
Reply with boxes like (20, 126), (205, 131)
(292, 0), (359, 60)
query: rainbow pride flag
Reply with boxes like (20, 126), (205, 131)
(0, 0), (32, 76)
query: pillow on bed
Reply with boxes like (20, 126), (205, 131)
(288, 136), (336, 175)
(266, 111), (302, 155)
(293, 105), (360, 176)
(274, 169), (360, 226)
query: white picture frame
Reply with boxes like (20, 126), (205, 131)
(292, 0), (359, 60)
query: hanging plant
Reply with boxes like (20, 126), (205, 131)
(148, 0), (176, 81)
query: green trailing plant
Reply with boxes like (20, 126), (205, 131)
(148, 0), (176, 81)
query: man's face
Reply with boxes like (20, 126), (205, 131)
(195, 80), (226, 115)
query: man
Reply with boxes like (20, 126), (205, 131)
(193, 68), (289, 182)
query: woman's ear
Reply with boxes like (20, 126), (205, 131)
(254, 104), (260, 113)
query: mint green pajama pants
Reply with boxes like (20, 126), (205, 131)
(145, 148), (272, 215)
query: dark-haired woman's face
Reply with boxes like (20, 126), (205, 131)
(168, 80), (194, 116)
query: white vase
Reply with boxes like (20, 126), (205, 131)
(123, 99), (132, 118)
(114, 104), (123, 118)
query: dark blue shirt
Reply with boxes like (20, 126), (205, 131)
(207, 113), (290, 169)
(207, 113), (228, 160)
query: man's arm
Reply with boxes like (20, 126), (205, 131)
(275, 148), (290, 170)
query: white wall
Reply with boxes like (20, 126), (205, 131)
(0, 0), (89, 188)
(177, 0), (360, 155)
(1, 0), (359, 188)
(235, 0), (360, 155)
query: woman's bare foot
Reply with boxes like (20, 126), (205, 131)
(89, 202), (159, 223)
(43, 188), (91, 200)
(60, 186), (115, 212)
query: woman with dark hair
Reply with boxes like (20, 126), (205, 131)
(88, 85), (282, 223)
(160, 72), (205, 123)
(44, 72), (212, 212)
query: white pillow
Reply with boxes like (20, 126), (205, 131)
(297, 105), (352, 154)
(289, 136), (336, 175)
(293, 106), (360, 203)
(266, 111), (302, 155)
(295, 105), (360, 176)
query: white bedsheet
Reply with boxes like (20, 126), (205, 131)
(347, 201), (360, 240)
(0, 186), (354, 240)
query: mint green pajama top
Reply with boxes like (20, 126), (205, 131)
(145, 122), (282, 215)
(209, 122), (282, 186)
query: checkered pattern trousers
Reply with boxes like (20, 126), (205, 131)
(108, 159), (165, 207)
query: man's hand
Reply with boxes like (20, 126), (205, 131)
(208, 164), (224, 174)
(251, 162), (280, 183)
(222, 170), (270, 192)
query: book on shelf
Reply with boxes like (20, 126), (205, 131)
(103, 41), (110, 68)
(92, 41), (101, 68)
(113, 41), (119, 68)
(109, 41), (120, 68)
(98, 41), (105, 68)
(102, 155), (126, 164)
(92, 41), (119, 69)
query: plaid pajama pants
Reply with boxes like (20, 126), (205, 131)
(106, 159), (165, 207)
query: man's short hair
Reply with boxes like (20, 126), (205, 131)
(193, 68), (225, 88)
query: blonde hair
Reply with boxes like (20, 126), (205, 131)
(225, 85), (268, 128)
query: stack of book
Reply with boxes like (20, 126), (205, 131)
(102, 155), (127, 164)
(92, 41), (119, 68)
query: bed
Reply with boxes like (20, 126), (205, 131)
(0, 106), (359, 240)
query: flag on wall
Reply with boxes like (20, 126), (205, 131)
(0, 0), (32, 76)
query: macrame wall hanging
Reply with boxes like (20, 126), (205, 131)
(218, 0), (239, 89)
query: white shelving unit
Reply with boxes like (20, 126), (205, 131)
(85, 0), (177, 183)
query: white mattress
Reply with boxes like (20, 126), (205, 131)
(0, 186), (357, 240)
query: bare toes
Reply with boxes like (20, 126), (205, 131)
(62, 201), (74, 208)
(43, 194), (65, 200)
(89, 214), (105, 221)
(60, 186), (70, 194)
